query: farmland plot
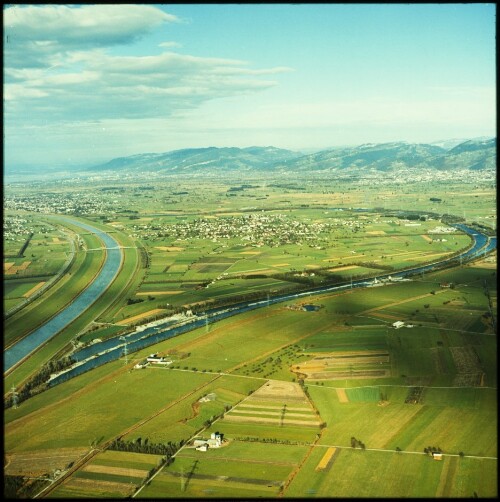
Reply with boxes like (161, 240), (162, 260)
(50, 451), (163, 498)
(223, 380), (322, 429)
(294, 350), (391, 381)
(142, 441), (309, 498)
(4, 447), (89, 477)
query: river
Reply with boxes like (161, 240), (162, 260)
(4, 217), (123, 372)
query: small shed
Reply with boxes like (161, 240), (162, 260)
(392, 321), (405, 329)
(432, 452), (443, 460)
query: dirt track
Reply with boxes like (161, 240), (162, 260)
(360, 289), (448, 316)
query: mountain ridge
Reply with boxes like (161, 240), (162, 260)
(87, 138), (496, 174)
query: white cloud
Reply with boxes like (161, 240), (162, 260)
(4, 4), (177, 46)
(4, 4), (291, 128)
(159, 41), (182, 49)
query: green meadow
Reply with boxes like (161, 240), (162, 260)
(3, 177), (496, 498)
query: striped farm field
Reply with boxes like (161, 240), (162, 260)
(154, 246), (185, 251)
(142, 441), (307, 498)
(178, 440), (308, 464)
(116, 308), (166, 325)
(326, 264), (360, 272)
(165, 454), (294, 482)
(219, 380), (322, 434)
(136, 291), (181, 295)
(50, 476), (136, 498)
(296, 350), (391, 381)
(23, 281), (46, 297)
(224, 413), (320, 427)
(50, 450), (164, 498)
(82, 463), (148, 478)
(73, 468), (144, 485)
(139, 469), (278, 498)
(4, 261), (32, 275)
(4, 280), (44, 299)
(213, 420), (320, 443)
(4, 447), (89, 477)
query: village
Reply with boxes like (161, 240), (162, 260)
(132, 212), (337, 247)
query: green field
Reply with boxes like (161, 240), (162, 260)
(3, 177), (496, 498)
(50, 451), (164, 499)
(285, 447), (497, 498)
(141, 441), (309, 498)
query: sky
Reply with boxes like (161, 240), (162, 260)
(3, 3), (496, 168)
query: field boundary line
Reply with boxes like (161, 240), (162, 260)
(313, 444), (498, 460)
(307, 383), (498, 390)
(360, 289), (449, 316)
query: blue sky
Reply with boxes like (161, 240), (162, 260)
(4, 3), (496, 168)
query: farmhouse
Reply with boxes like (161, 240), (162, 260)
(193, 432), (224, 452)
(208, 432), (224, 447)
(146, 354), (172, 365)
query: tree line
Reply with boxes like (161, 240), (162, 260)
(4, 356), (75, 409)
(109, 437), (182, 459)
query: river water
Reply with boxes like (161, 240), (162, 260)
(4, 218), (123, 372)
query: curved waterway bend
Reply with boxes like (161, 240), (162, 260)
(4, 218), (123, 373)
(47, 223), (496, 388)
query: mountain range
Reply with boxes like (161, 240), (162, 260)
(87, 138), (496, 175)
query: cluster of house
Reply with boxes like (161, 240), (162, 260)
(193, 432), (224, 452)
(429, 226), (456, 234)
(4, 191), (115, 215)
(353, 167), (494, 185)
(129, 212), (335, 248)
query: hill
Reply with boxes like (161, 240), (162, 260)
(88, 146), (302, 173)
(87, 138), (496, 175)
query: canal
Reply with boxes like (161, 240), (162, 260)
(4, 218), (123, 372)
